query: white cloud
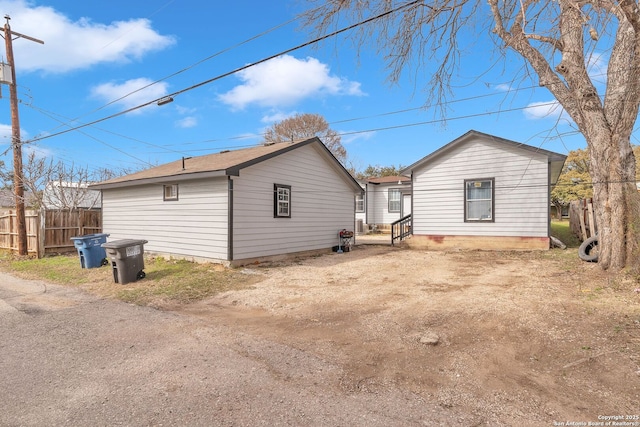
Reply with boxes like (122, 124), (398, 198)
(0, 123), (29, 147)
(260, 110), (297, 124)
(0, 124), (49, 159)
(587, 51), (608, 84)
(0, 0), (175, 73)
(175, 116), (197, 128)
(0, 123), (13, 143)
(218, 55), (365, 109)
(23, 143), (52, 159)
(175, 105), (196, 115)
(340, 130), (376, 145)
(524, 100), (570, 122)
(90, 78), (169, 111)
(494, 83), (512, 92)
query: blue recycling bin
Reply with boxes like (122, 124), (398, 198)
(70, 233), (110, 268)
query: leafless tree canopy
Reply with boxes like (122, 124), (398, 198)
(0, 154), (125, 210)
(301, 0), (640, 270)
(263, 113), (347, 164)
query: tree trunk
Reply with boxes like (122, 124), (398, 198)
(588, 132), (640, 270)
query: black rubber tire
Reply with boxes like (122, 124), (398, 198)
(136, 271), (146, 280)
(578, 236), (598, 262)
(101, 258), (109, 266)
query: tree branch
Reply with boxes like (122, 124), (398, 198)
(524, 33), (563, 51)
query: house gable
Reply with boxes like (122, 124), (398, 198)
(231, 143), (357, 261)
(94, 137), (361, 264)
(91, 137), (362, 194)
(404, 131), (567, 249)
(402, 130), (566, 183)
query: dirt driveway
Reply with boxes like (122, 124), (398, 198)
(176, 244), (640, 425)
(2, 244), (639, 426)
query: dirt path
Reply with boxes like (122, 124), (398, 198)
(2, 245), (639, 425)
(178, 245), (640, 426)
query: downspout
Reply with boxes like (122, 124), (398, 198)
(547, 161), (552, 240)
(365, 183), (369, 225)
(410, 172), (414, 235)
(227, 177), (234, 262)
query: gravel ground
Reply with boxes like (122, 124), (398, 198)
(0, 270), (474, 426)
(1, 244), (639, 426)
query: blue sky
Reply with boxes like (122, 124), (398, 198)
(0, 0), (597, 178)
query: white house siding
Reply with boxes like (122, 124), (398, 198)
(355, 183), (366, 232)
(101, 178), (229, 261)
(412, 139), (550, 237)
(367, 183), (406, 225)
(232, 144), (356, 260)
(355, 210), (366, 228)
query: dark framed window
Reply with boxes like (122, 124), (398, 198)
(355, 193), (365, 213)
(274, 184), (291, 218)
(464, 178), (494, 222)
(163, 184), (178, 201)
(388, 189), (401, 213)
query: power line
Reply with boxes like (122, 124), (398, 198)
(26, 0), (424, 144)
(19, 0), (635, 156)
(43, 6), (306, 137)
(132, 101), (585, 156)
(15, 1), (638, 169)
(26, 103), (188, 159)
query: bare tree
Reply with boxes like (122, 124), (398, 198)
(0, 153), (124, 210)
(43, 162), (101, 210)
(263, 113), (347, 164)
(2, 151), (54, 209)
(301, 0), (640, 270)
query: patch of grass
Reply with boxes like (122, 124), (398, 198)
(551, 220), (582, 248)
(0, 254), (261, 307)
(542, 220), (584, 269)
(116, 257), (260, 306)
(3, 253), (96, 285)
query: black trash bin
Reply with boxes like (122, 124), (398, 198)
(70, 233), (110, 268)
(101, 239), (148, 285)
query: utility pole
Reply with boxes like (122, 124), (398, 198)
(2, 15), (43, 255)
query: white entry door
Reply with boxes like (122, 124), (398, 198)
(401, 194), (412, 217)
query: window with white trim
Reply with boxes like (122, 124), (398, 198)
(465, 178), (494, 222)
(274, 184), (291, 218)
(388, 189), (401, 213)
(163, 184), (178, 201)
(355, 193), (365, 213)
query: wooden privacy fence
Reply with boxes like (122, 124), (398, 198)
(0, 209), (102, 257)
(569, 198), (597, 241)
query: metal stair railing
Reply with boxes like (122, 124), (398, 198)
(391, 214), (412, 246)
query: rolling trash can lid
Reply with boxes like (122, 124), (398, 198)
(102, 239), (148, 258)
(70, 233), (110, 248)
(101, 239), (148, 249)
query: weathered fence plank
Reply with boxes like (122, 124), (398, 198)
(569, 199), (596, 241)
(0, 209), (102, 257)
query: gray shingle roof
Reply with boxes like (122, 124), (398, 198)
(90, 137), (362, 192)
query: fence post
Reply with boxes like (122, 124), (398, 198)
(79, 209), (84, 236)
(587, 200), (595, 237)
(9, 209), (14, 251)
(37, 209), (45, 258)
(578, 200), (587, 241)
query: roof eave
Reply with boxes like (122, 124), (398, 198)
(89, 170), (228, 190)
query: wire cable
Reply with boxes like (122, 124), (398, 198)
(26, 0), (425, 144)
